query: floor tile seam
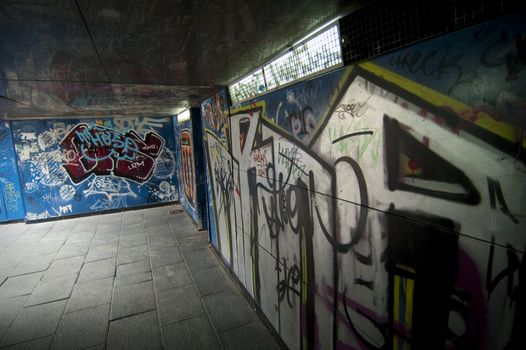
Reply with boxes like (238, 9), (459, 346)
(52, 296), (109, 348)
(2, 242), (47, 283)
(24, 294), (72, 309)
(43, 297), (68, 350)
(0, 334), (51, 349)
(5, 267), (48, 279)
(153, 278), (194, 294)
(218, 320), (265, 336)
(65, 301), (111, 315)
(158, 309), (208, 329)
(177, 242), (225, 348)
(113, 277), (153, 288)
(102, 261), (118, 350)
(209, 247), (289, 350)
(77, 272), (117, 284)
(145, 232), (169, 350)
(50, 222), (97, 289)
(108, 307), (157, 323)
(84, 254), (118, 264)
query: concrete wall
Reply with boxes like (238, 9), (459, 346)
(201, 14), (525, 350)
(11, 116), (178, 220)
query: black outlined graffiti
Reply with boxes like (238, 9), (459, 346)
(487, 177), (519, 224)
(486, 236), (520, 307)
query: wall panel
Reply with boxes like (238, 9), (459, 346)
(11, 116), (178, 220)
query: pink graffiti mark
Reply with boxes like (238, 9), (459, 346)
(60, 123), (164, 183)
(322, 284), (387, 350)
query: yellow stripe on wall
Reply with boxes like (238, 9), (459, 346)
(359, 61), (525, 148)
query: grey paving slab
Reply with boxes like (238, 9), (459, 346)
(0, 300), (67, 346)
(202, 290), (257, 334)
(100, 214), (122, 224)
(78, 258), (115, 282)
(152, 263), (192, 292)
(149, 246), (183, 268)
(52, 304), (109, 350)
(0, 327), (6, 341)
(42, 232), (69, 242)
(90, 236), (119, 248)
(171, 225), (198, 240)
(183, 248), (220, 272)
(66, 277), (113, 313)
(116, 260), (151, 276)
(43, 256), (84, 280)
(119, 235), (147, 249)
(192, 265), (234, 296)
(0, 252), (27, 272)
(178, 235), (208, 252)
(122, 216), (144, 226)
(162, 315), (221, 350)
(113, 271), (152, 287)
(116, 245), (149, 265)
(0, 272), (42, 298)
(121, 224), (146, 234)
(8, 254), (54, 277)
(157, 285), (205, 326)
(220, 322), (280, 350)
(27, 241), (63, 257)
(85, 244), (118, 263)
(146, 234), (177, 248)
(54, 243), (90, 261)
(70, 224), (97, 234)
(107, 311), (162, 350)
(145, 224), (171, 236)
(110, 281), (155, 320)
(0, 336), (53, 350)
(146, 220), (171, 227)
(25, 274), (77, 307)
(77, 216), (101, 225)
(64, 233), (94, 246)
(96, 224), (121, 234)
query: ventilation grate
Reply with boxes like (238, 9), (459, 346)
(339, 0), (522, 65)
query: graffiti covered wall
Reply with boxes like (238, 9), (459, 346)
(175, 116), (199, 224)
(0, 121), (25, 221)
(202, 13), (525, 350)
(12, 116), (178, 220)
(201, 89), (230, 246)
(173, 109), (208, 229)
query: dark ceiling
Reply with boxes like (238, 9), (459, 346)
(0, 0), (365, 119)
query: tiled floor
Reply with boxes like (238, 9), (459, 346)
(0, 205), (281, 350)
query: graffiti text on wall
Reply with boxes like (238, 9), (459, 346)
(180, 129), (195, 208)
(60, 123), (165, 184)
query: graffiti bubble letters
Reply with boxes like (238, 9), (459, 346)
(60, 124), (165, 183)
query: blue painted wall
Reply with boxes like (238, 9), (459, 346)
(0, 121), (25, 221)
(372, 11), (526, 129)
(191, 108), (208, 231)
(11, 116), (178, 220)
